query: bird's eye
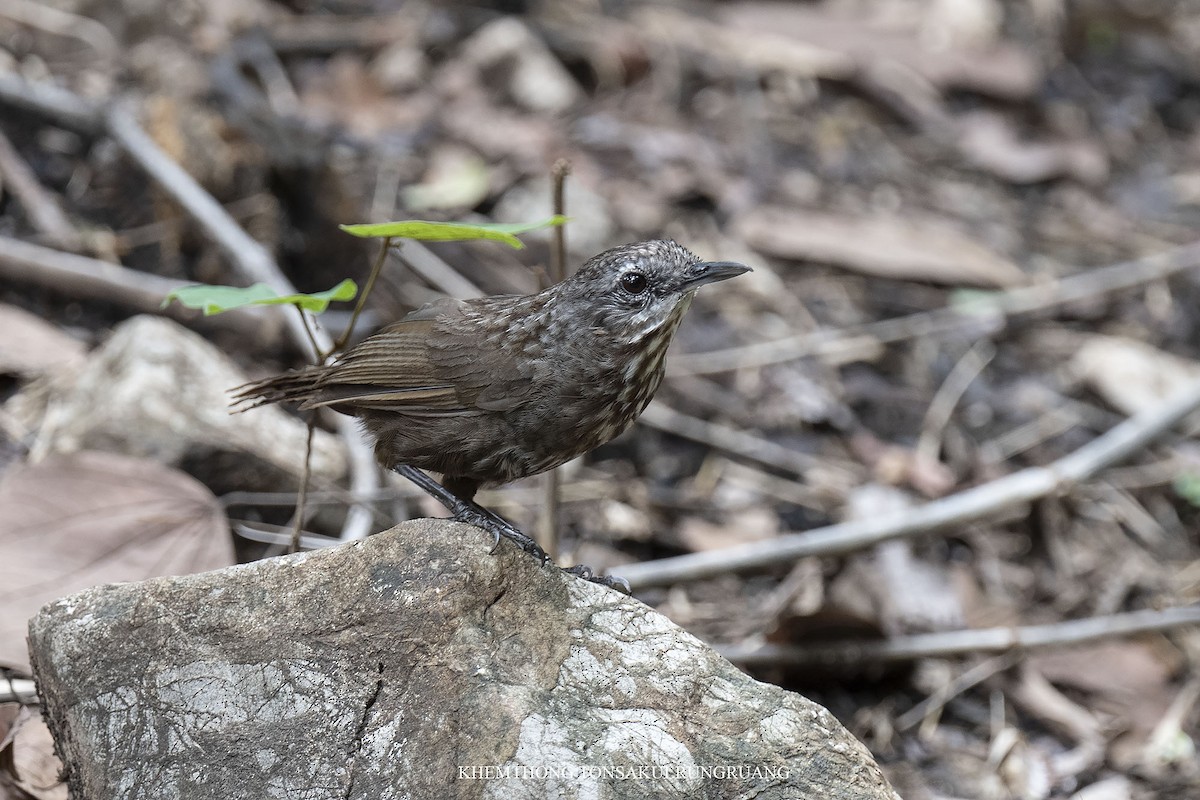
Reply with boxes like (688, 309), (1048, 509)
(620, 271), (648, 294)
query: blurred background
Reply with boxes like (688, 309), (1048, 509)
(2, 0), (1200, 797)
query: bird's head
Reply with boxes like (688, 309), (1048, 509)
(558, 240), (750, 344)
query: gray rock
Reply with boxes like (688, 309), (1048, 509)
(11, 315), (346, 484)
(29, 519), (899, 800)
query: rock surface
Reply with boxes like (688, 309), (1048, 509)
(29, 519), (899, 800)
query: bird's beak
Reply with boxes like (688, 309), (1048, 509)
(679, 260), (752, 291)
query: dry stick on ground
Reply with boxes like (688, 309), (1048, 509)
(105, 101), (377, 542)
(618, 377), (1200, 587)
(915, 339), (996, 466)
(0, 128), (82, 250)
(717, 605), (1200, 667)
(902, 652), (1022, 734)
(399, 240), (484, 299)
(0, 678), (38, 706)
(669, 240), (1200, 376)
(537, 160), (571, 561)
(0, 0), (119, 63)
(0, 74), (101, 133)
(639, 400), (857, 479)
(0, 76), (379, 541)
(0, 234), (272, 340)
(894, 653), (1021, 733)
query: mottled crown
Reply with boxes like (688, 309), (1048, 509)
(570, 240), (701, 287)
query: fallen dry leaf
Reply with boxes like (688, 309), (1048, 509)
(1029, 640), (1182, 769)
(1071, 335), (1200, 416)
(955, 111), (1109, 186)
(737, 207), (1028, 288)
(0, 707), (66, 800)
(0, 451), (233, 672)
(640, 1), (1041, 99)
(677, 507), (778, 552)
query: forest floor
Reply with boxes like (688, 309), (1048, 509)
(2, 1), (1200, 798)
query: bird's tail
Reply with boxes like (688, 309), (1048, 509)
(229, 368), (325, 412)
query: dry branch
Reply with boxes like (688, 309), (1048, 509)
(718, 605), (1200, 666)
(0, 128), (81, 250)
(0, 234), (270, 339)
(618, 377), (1200, 587)
(0, 77), (379, 541)
(106, 104), (379, 541)
(670, 240), (1200, 375)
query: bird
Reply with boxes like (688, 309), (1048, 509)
(233, 239), (749, 587)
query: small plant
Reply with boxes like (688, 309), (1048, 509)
(1173, 473), (1200, 508)
(161, 214), (568, 553)
(162, 216), (566, 325)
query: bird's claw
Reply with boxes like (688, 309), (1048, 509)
(455, 508), (548, 563)
(564, 564), (631, 594)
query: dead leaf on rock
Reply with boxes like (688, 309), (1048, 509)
(737, 207), (1028, 288)
(0, 451), (234, 672)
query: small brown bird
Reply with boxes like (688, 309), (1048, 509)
(234, 240), (749, 585)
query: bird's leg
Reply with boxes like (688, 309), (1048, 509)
(392, 466), (630, 593)
(392, 465), (549, 563)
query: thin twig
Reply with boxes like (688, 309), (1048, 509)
(0, 234), (271, 339)
(398, 240), (484, 299)
(336, 236), (391, 352)
(639, 400), (855, 479)
(618, 377), (1200, 587)
(549, 161), (569, 283)
(290, 422), (316, 554)
(104, 99), (378, 542)
(295, 307), (323, 362)
(538, 160), (571, 561)
(895, 654), (1020, 732)
(0, 678), (38, 706)
(0, 127), (82, 250)
(669, 240), (1200, 375)
(717, 605), (1200, 666)
(915, 340), (995, 465)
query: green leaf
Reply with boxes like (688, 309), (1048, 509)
(948, 288), (1003, 316)
(338, 216), (568, 249)
(1174, 473), (1200, 508)
(162, 279), (358, 316)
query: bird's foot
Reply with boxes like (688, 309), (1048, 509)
(392, 464), (550, 564)
(451, 505), (549, 564)
(563, 564), (632, 594)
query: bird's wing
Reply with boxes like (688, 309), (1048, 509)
(425, 296), (538, 413)
(303, 298), (535, 416)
